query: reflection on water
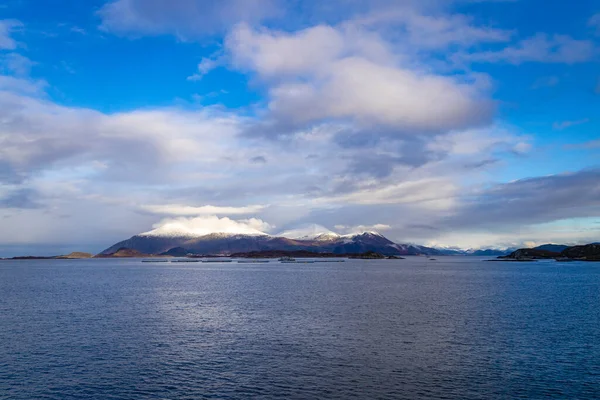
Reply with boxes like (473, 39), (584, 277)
(1, 257), (599, 399)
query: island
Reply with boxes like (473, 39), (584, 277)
(498, 243), (600, 261)
(5, 252), (93, 260)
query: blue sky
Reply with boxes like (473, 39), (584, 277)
(0, 0), (599, 255)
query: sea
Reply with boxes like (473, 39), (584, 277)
(0, 257), (599, 399)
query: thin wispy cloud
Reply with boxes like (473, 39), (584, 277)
(459, 34), (597, 65)
(589, 13), (600, 36)
(553, 118), (590, 130)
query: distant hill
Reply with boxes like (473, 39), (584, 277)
(500, 242), (600, 261)
(8, 251), (93, 260)
(434, 247), (514, 256)
(470, 249), (514, 256)
(533, 244), (569, 253)
(561, 244), (600, 261)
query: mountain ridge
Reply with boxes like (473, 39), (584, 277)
(100, 230), (440, 256)
(99, 228), (597, 259)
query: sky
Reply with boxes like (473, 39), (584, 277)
(0, 0), (599, 255)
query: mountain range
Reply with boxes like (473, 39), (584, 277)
(99, 225), (581, 258)
(99, 229), (443, 257)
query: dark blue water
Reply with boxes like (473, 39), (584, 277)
(1, 257), (599, 399)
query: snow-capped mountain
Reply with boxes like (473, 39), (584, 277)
(99, 228), (440, 256)
(276, 224), (340, 241)
(431, 246), (515, 256)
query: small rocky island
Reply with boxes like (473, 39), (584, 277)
(6, 252), (93, 260)
(349, 251), (385, 259)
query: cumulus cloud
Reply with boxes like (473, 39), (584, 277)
(144, 215), (273, 236)
(227, 23), (493, 136)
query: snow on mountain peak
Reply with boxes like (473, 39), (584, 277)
(341, 231), (384, 238)
(276, 224), (340, 241)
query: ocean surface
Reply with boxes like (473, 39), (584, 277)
(0, 257), (599, 399)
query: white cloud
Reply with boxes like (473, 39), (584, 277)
(227, 23), (493, 135)
(143, 215), (273, 236)
(462, 33), (596, 64)
(352, 8), (513, 49)
(187, 57), (221, 81)
(98, 0), (281, 38)
(428, 218), (600, 250)
(334, 223), (391, 234)
(140, 203), (266, 216)
(0, 79), (528, 247)
(314, 178), (459, 209)
(428, 125), (531, 156)
(0, 20), (22, 50)
(228, 24), (349, 78)
(0, 88), (243, 182)
(0, 75), (47, 94)
(1, 53), (35, 76)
